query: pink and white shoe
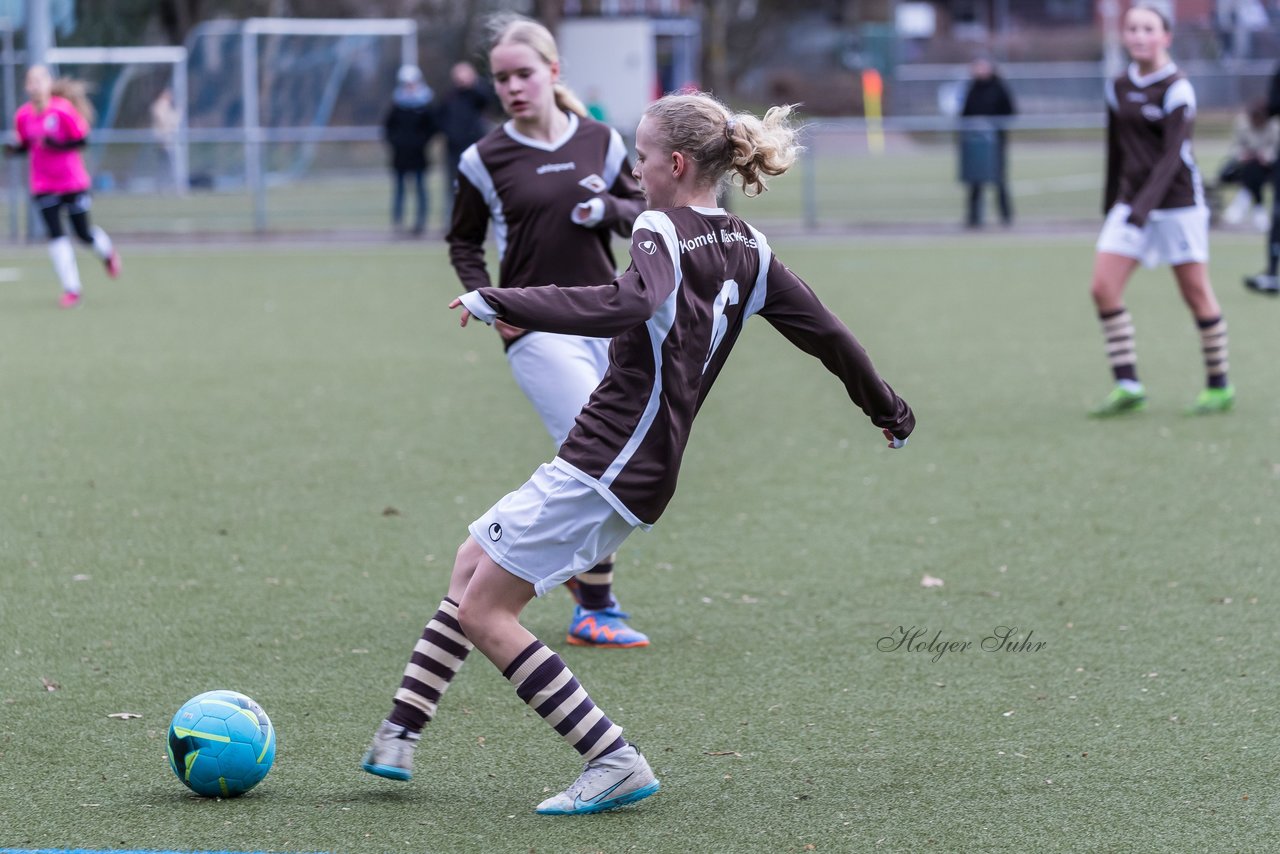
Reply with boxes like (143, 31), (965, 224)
(105, 250), (122, 279)
(59, 292), (81, 309)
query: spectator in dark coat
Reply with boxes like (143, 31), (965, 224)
(435, 62), (497, 224)
(959, 58), (1016, 228)
(383, 64), (437, 236)
(1244, 62), (1280, 294)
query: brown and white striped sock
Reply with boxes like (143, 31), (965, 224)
(1196, 315), (1229, 389)
(1099, 307), (1139, 383)
(503, 640), (626, 761)
(571, 561), (615, 611)
(388, 597), (473, 731)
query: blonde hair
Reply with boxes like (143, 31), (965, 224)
(52, 76), (95, 125)
(486, 13), (587, 118)
(643, 92), (802, 198)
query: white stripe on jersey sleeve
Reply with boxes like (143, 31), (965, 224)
(458, 145), (510, 261)
(743, 224), (774, 320)
(600, 210), (682, 490)
(1164, 78), (1196, 118)
(1104, 79), (1118, 113)
(602, 128), (629, 188)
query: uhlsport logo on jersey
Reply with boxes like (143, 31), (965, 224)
(638, 240), (658, 255)
(579, 174), (608, 193)
(536, 161), (576, 175)
(488, 522), (502, 541)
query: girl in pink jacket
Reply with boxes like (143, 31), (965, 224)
(5, 65), (121, 308)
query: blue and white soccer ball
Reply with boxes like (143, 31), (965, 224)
(167, 689), (276, 798)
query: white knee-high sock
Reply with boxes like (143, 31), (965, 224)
(90, 226), (114, 260)
(48, 237), (82, 294)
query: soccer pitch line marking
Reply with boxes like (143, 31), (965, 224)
(0, 849), (324, 854)
(0, 850), (270, 854)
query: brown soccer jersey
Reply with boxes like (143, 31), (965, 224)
(465, 206), (915, 526)
(1104, 62), (1204, 226)
(447, 112), (646, 295)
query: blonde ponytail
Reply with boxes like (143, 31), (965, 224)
(644, 93), (802, 197)
(52, 77), (95, 125)
(553, 81), (588, 118)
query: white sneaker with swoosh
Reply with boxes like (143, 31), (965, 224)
(535, 744), (660, 815)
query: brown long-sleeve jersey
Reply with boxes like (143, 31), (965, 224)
(447, 112), (647, 295)
(463, 206), (915, 526)
(1104, 62), (1204, 226)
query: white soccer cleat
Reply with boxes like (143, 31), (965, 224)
(535, 743), (660, 815)
(1223, 189), (1250, 225)
(1253, 206), (1271, 232)
(361, 719), (419, 781)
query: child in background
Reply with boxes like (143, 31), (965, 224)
(5, 65), (120, 308)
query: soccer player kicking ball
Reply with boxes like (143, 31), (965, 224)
(361, 91), (915, 815)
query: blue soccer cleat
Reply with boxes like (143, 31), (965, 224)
(567, 604), (650, 648)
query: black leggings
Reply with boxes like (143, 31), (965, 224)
(34, 192), (94, 243)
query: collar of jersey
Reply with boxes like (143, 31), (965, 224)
(503, 111), (580, 152)
(1127, 61), (1177, 89)
(688, 205), (726, 215)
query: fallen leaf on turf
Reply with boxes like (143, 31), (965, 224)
(921, 574), (945, 588)
(382, 506), (401, 517)
(40, 677), (59, 692)
(108, 712), (142, 720)
(703, 751), (740, 756)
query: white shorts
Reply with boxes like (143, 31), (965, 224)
(469, 462), (636, 597)
(1096, 204), (1209, 269)
(507, 332), (611, 445)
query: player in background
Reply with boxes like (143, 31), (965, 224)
(360, 90), (914, 815)
(445, 14), (651, 649)
(1087, 1), (1231, 417)
(1243, 60), (1280, 295)
(4, 65), (121, 308)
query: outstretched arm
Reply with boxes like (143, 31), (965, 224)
(452, 266), (669, 338)
(759, 256), (915, 444)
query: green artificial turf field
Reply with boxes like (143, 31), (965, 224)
(1, 232), (1277, 853)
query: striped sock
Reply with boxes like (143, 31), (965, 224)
(389, 597), (473, 731)
(1196, 315), (1229, 389)
(503, 640), (626, 761)
(572, 561), (615, 610)
(1099, 307), (1138, 383)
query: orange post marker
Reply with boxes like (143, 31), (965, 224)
(862, 68), (885, 155)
